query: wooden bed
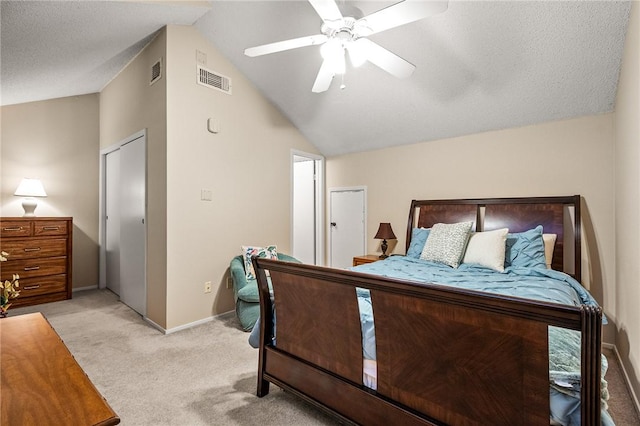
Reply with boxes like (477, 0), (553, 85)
(252, 195), (602, 425)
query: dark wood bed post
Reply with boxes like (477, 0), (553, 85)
(573, 194), (582, 283)
(254, 260), (273, 397)
(582, 305), (603, 424)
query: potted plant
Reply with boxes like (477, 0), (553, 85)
(0, 251), (20, 317)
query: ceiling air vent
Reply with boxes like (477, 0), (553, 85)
(150, 59), (162, 86)
(197, 65), (232, 95)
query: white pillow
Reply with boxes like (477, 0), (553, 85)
(543, 234), (557, 269)
(462, 228), (509, 272)
(420, 221), (473, 268)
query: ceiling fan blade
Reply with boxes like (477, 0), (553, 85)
(245, 34), (328, 57)
(312, 59), (335, 93)
(357, 38), (415, 79)
(308, 0), (343, 23)
(355, 1), (448, 36)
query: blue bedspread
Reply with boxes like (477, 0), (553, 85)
(351, 255), (599, 308)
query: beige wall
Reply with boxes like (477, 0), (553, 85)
(1, 94), (100, 290)
(614, 0), (640, 402)
(164, 25), (319, 329)
(327, 113), (616, 336)
(100, 30), (168, 327)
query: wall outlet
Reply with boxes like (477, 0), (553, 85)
(226, 277), (233, 289)
(204, 281), (212, 293)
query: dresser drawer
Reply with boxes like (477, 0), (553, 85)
(1, 221), (32, 238)
(0, 238), (67, 260)
(14, 275), (67, 298)
(34, 220), (68, 237)
(1, 257), (67, 280)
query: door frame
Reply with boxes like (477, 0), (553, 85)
(291, 150), (325, 265)
(98, 129), (147, 289)
(328, 186), (367, 268)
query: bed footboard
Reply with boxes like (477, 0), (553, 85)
(253, 258), (602, 425)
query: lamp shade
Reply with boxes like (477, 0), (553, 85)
(14, 178), (47, 197)
(374, 222), (396, 240)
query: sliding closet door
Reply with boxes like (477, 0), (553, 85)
(105, 150), (121, 296)
(119, 137), (146, 316)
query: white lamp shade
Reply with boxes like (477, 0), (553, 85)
(14, 178), (47, 197)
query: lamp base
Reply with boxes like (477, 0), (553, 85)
(21, 198), (38, 217)
(379, 239), (389, 259)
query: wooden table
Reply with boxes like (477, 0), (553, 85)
(1, 312), (120, 425)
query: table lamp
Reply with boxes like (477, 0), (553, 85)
(374, 222), (396, 258)
(14, 178), (47, 217)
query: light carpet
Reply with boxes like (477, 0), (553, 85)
(11, 290), (339, 426)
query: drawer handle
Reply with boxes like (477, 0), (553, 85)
(24, 266), (40, 271)
(2, 227), (23, 231)
(24, 284), (40, 290)
(42, 226), (60, 231)
(24, 247), (41, 252)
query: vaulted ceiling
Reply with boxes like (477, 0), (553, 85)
(1, 1), (632, 156)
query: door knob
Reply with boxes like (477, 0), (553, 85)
(330, 222), (337, 227)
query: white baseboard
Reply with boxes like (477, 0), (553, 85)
(72, 285), (98, 292)
(610, 345), (640, 415)
(144, 310), (235, 335)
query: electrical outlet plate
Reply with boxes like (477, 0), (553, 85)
(204, 281), (212, 293)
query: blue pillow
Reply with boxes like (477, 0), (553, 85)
(406, 228), (430, 258)
(504, 225), (547, 269)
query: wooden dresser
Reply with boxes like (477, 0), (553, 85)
(0, 217), (72, 307)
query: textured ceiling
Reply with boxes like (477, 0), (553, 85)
(1, 1), (632, 157)
(0, 0), (210, 106)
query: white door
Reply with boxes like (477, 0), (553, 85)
(119, 137), (146, 316)
(291, 151), (324, 265)
(329, 188), (366, 268)
(293, 157), (316, 264)
(105, 150), (121, 295)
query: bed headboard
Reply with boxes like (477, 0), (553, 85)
(406, 196), (582, 282)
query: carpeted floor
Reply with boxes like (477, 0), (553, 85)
(9, 289), (640, 425)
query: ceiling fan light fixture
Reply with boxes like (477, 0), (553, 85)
(320, 38), (346, 74)
(347, 40), (367, 67)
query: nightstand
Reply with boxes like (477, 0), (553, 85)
(352, 254), (383, 266)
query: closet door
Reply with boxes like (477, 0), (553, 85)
(105, 150), (121, 296)
(119, 137), (146, 316)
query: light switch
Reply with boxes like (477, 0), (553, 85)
(201, 189), (213, 201)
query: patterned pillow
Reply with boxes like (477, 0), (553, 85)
(504, 226), (547, 269)
(462, 228), (509, 272)
(420, 222), (473, 268)
(406, 228), (431, 258)
(242, 245), (277, 280)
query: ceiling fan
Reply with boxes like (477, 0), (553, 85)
(244, 0), (448, 93)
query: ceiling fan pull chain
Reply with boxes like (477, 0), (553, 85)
(340, 73), (346, 90)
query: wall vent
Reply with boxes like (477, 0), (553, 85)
(197, 65), (232, 95)
(150, 59), (162, 86)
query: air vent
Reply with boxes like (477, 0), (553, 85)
(197, 65), (232, 95)
(150, 59), (162, 86)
